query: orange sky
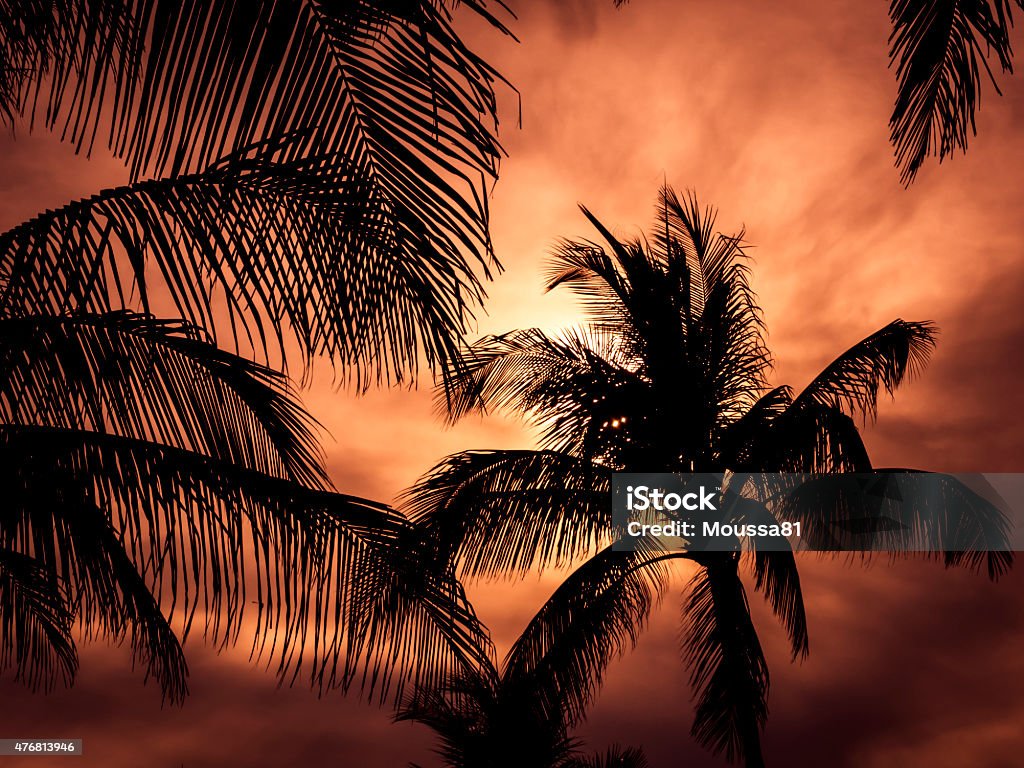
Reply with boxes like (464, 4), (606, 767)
(2, 1), (1024, 766)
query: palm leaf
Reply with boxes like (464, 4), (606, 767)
(0, 425), (489, 703)
(715, 386), (794, 468)
(889, 0), (1022, 183)
(0, 136), (493, 383)
(683, 559), (768, 767)
(722, 494), (809, 660)
(342, 523), (496, 705)
(749, 547), (807, 660)
(545, 219), (643, 337)
(404, 449), (612, 578)
(439, 328), (644, 459)
(3, 1), (511, 176)
(0, 310), (327, 486)
(789, 319), (937, 423)
(46, 492), (191, 702)
(752, 400), (873, 473)
(0, 548), (79, 692)
(504, 540), (674, 727)
(765, 470), (1013, 579)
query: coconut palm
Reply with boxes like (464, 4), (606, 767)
(403, 186), (1012, 766)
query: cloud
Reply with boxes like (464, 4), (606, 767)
(2, 0), (1023, 765)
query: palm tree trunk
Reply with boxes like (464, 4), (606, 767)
(706, 557), (767, 768)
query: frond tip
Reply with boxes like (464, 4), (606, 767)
(684, 559), (768, 766)
(0, 549), (79, 693)
(791, 319), (938, 423)
(888, 0), (1020, 183)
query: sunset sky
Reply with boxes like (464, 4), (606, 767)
(1, 1), (1023, 766)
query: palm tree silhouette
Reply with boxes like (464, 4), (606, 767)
(396, 647), (648, 768)
(404, 185), (1012, 766)
(0, 1), (511, 700)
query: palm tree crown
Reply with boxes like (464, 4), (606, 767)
(405, 185), (1011, 766)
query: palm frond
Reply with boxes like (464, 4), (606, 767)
(342, 523), (496, 706)
(0, 1), (512, 201)
(543, 188), (770, 467)
(683, 559), (768, 767)
(403, 449), (612, 578)
(767, 470), (1013, 580)
(562, 745), (650, 768)
(889, 0), (1021, 183)
(440, 327), (621, 420)
(749, 548), (807, 661)
(790, 320), (937, 424)
(0, 548), (78, 692)
(0, 311), (327, 486)
(656, 187), (750, 318)
(719, 494), (809, 660)
(0, 135), (493, 383)
(49, 492), (191, 701)
(748, 400), (873, 473)
(0, 425), (488, 703)
(715, 386), (793, 467)
(395, 675), (485, 767)
(733, 495), (811, 663)
(439, 328), (644, 459)
(504, 541), (674, 727)
(545, 215), (642, 336)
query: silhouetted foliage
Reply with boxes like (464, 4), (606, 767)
(0, 0), (512, 700)
(888, 0), (1024, 184)
(0, 0), (515, 382)
(0, 312), (493, 702)
(397, 653), (648, 768)
(406, 186), (1011, 766)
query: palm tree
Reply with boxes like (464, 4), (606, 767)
(403, 186), (1012, 766)
(396, 644), (648, 768)
(0, 0), (513, 699)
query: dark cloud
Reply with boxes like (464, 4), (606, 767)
(574, 560), (1024, 768)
